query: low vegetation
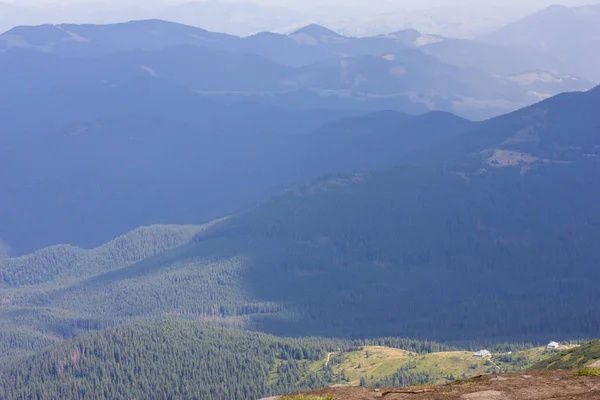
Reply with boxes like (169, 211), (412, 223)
(0, 319), (564, 400)
(308, 345), (548, 387)
(280, 396), (334, 400)
(573, 368), (600, 377)
(532, 340), (600, 370)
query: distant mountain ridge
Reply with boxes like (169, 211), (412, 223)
(0, 18), (586, 77)
(1, 87), (598, 349)
(0, 92), (472, 254)
(2, 42), (589, 122)
(0, 224), (210, 288)
(482, 3), (600, 82)
(0, 18), (596, 255)
(1, 18), (592, 122)
(0, 19), (238, 56)
(291, 23), (343, 37)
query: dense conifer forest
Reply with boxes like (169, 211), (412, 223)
(0, 320), (455, 400)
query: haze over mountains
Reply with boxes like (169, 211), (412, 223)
(2, 84), (599, 347)
(481, 3), (600, 82)
(0, 3), (599, 399)
(0, 0), (595, 37)
(1, 13), (596, 255)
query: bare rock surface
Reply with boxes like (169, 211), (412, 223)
(290, 370), (600, 399)
(587, 360), (600, 368)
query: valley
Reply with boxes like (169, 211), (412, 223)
(0, 4), (599, 399)
(0, 319), (587, 399)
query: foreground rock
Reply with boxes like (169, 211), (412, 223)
(292, 370), (600, 399)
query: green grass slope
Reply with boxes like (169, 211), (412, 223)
(308, 345), (548, 386)
(531, 340), (600, 370)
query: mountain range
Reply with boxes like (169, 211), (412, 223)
(1, 17), (595, 255)
(0, 0), (587, 39)
(1, 16), (588, 75)
(2, 16), (593, 112)
(1, 4), (599, 400)
(1, 87), (598, 364)
(481, 3), (600, 82)
(0, 80), (470, 254)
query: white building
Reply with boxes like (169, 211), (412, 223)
(547, 341), (560, 350)
(473, 350), (491, 358)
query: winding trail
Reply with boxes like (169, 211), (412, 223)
(325, 352), (334, 366)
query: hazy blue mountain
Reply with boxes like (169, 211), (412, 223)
(0, 20), (413, 67)
(0, 19), (238, 56)
(290, 24), (344, 39)
(0, 45), (291, 105)
(0, 18), (562, 73)
(0, 224), (210, 288)
(192, 86), (600, 341)
(235, 25), (424, 67)
(2, 18), (592, 91)
(419, 36), (594, 97)
(482, 4), (600, 82)
(0, 80), (472, 254)
(296, 49), (515, 96)
(4, 16), (597, 81)
(1, 88), (598, 348)
(421, 38), (568, 76)
(2, 42), (586, 121)
(376, 29), (422, 47)
(200, 88), (430, 116)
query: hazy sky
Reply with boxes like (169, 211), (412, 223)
(1, 0), (596, 37)
(4, 0), (593, 9)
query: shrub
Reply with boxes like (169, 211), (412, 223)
(573, 368), (600, 377)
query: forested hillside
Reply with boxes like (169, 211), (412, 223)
(0, 320), (457, 400)
(1, 87), (598, 355)
(1, 319), (559, 400)
(1, 19), (595, 255)
(0, 224), (210, 287)
(2, 7), (600, 400)
(189, 86), (600, 340)
(0, 321), (342, 400)
(0, 90), (471, 254)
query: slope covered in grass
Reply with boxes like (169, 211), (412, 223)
(532, 340), (600, 370)
(309, 345), (548, 386)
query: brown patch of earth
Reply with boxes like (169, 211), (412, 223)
(290, 370), (600, 399)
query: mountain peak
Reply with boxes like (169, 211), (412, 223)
(290, 24), (342, 38)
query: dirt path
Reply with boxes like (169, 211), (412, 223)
(325, 352), (334, 366)
(293, 370), (600, 399)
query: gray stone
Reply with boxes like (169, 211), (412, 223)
(461, 390), (506, 400)
(587, 360), (600, 368)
